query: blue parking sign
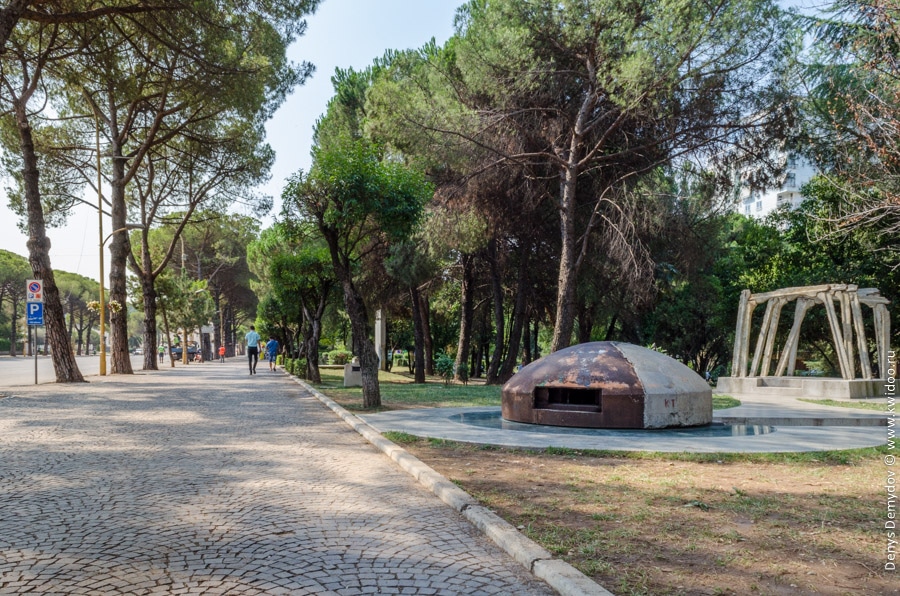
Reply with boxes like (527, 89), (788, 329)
(27, 302), (44, 326)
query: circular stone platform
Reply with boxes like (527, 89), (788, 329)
(360, 398), (888, 453)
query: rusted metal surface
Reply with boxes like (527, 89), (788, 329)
(502, 342), (645, 429)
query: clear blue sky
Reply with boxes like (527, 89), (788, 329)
(0, 0), (461, 283)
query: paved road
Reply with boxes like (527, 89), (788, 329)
(0, 362), (553, 595)
(0, 354), (146, 387)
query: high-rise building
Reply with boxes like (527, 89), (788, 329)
(736, 153), (817, 218)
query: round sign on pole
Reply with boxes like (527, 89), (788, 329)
(26, 279), (44, 302)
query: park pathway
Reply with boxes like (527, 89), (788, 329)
(0, 362), (554, 595)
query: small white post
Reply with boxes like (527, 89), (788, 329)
(375, 309), (387, 371)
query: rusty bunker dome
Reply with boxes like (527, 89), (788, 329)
(501, 342), (712, 429)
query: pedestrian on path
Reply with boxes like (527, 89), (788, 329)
(218, 345), (226, 363)
(245, 325), (261, 375)
(265, 336), (279, 372)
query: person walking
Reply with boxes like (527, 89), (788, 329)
(245, 326), (261, 375)
(265, 336), (279, 372)
(218, 345), (226, 363)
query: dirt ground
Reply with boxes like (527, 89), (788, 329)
(399, 441), (896, 596)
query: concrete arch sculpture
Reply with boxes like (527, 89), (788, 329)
(718, 284), (891, 398)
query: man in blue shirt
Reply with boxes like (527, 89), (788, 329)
(245, 325), (261, 375)
(265, 336), (279, 372)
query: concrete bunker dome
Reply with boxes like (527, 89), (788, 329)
(502, 341), (712, 429)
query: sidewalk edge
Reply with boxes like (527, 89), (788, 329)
(288, 375), (614, 596)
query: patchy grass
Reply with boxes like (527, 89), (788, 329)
(539, 444), (889, 466)
(799, 398), (888, 412)
(382, 430), (419, 444)
(307, 369), (893, 594)
(712, 394), (741, 409)
(397, 439), (895, 596)
(310, 366), (501, 411)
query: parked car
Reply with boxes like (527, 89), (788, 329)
(133, 348), (143, 355)
(170, 344), (199, 358)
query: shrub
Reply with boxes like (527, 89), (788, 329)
(435, 353), (455, 385)
(456, 362), (469, 385)
(327, 350), (352, 365)
(296, 358), (307, 379)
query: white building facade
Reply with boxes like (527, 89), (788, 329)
(738, 153), (818, 218)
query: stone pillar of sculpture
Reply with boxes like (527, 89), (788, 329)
(850, 291), (872, 379)
(775, 297), (812, 376)
(731, 290), (751, 378)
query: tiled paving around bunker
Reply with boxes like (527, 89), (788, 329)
(0, 364), (554, 595)
(360, 396), (888, 453)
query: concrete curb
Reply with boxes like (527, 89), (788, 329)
(287, 374), (614, 596)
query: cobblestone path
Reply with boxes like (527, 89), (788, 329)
(0, 363), (554, 595)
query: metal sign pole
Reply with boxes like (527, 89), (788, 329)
(25, 280), (44, 385)
(32, 325), (37, 385)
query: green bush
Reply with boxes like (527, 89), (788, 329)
(435, 353), (455, 385)
(327, 350), (352, 365)
(296, 358), (307, 379)
(276, 354), (284, 366)
(284, 357), (306, 378)
(456, 362), (469, 384)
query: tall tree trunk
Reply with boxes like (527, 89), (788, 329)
(498, 246), (531, 382)
(139, 273), (159, 370)
(128, 231), (159, 371)
(9, 297), (19, 356)
(87, 313), (98, 354)
(454, 252), (475, 382)
(75, 311), (85, 355)
(341, 276), (380, 407)
(419, 291), (434, 375)
(485, 239), (505, 384)
(306, 317), (322, 383)
(523, 316), (532, 365)
(576, 298), (595, 345)
(298, 322), (309, 360)
(14, 100), (84, 382)
(212, 289), (222, 361)
(603, 313), (619, 340)
(160, 297), (176, 367)
(224, 303), (235, 357)
(66, 300), (75, 345)
(302, 291), (328, 384)
(108, 146), (133, 374)
(551, 164), (579, 353)
(322, 229), (380, 406)
(410, 285), (426, 383)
